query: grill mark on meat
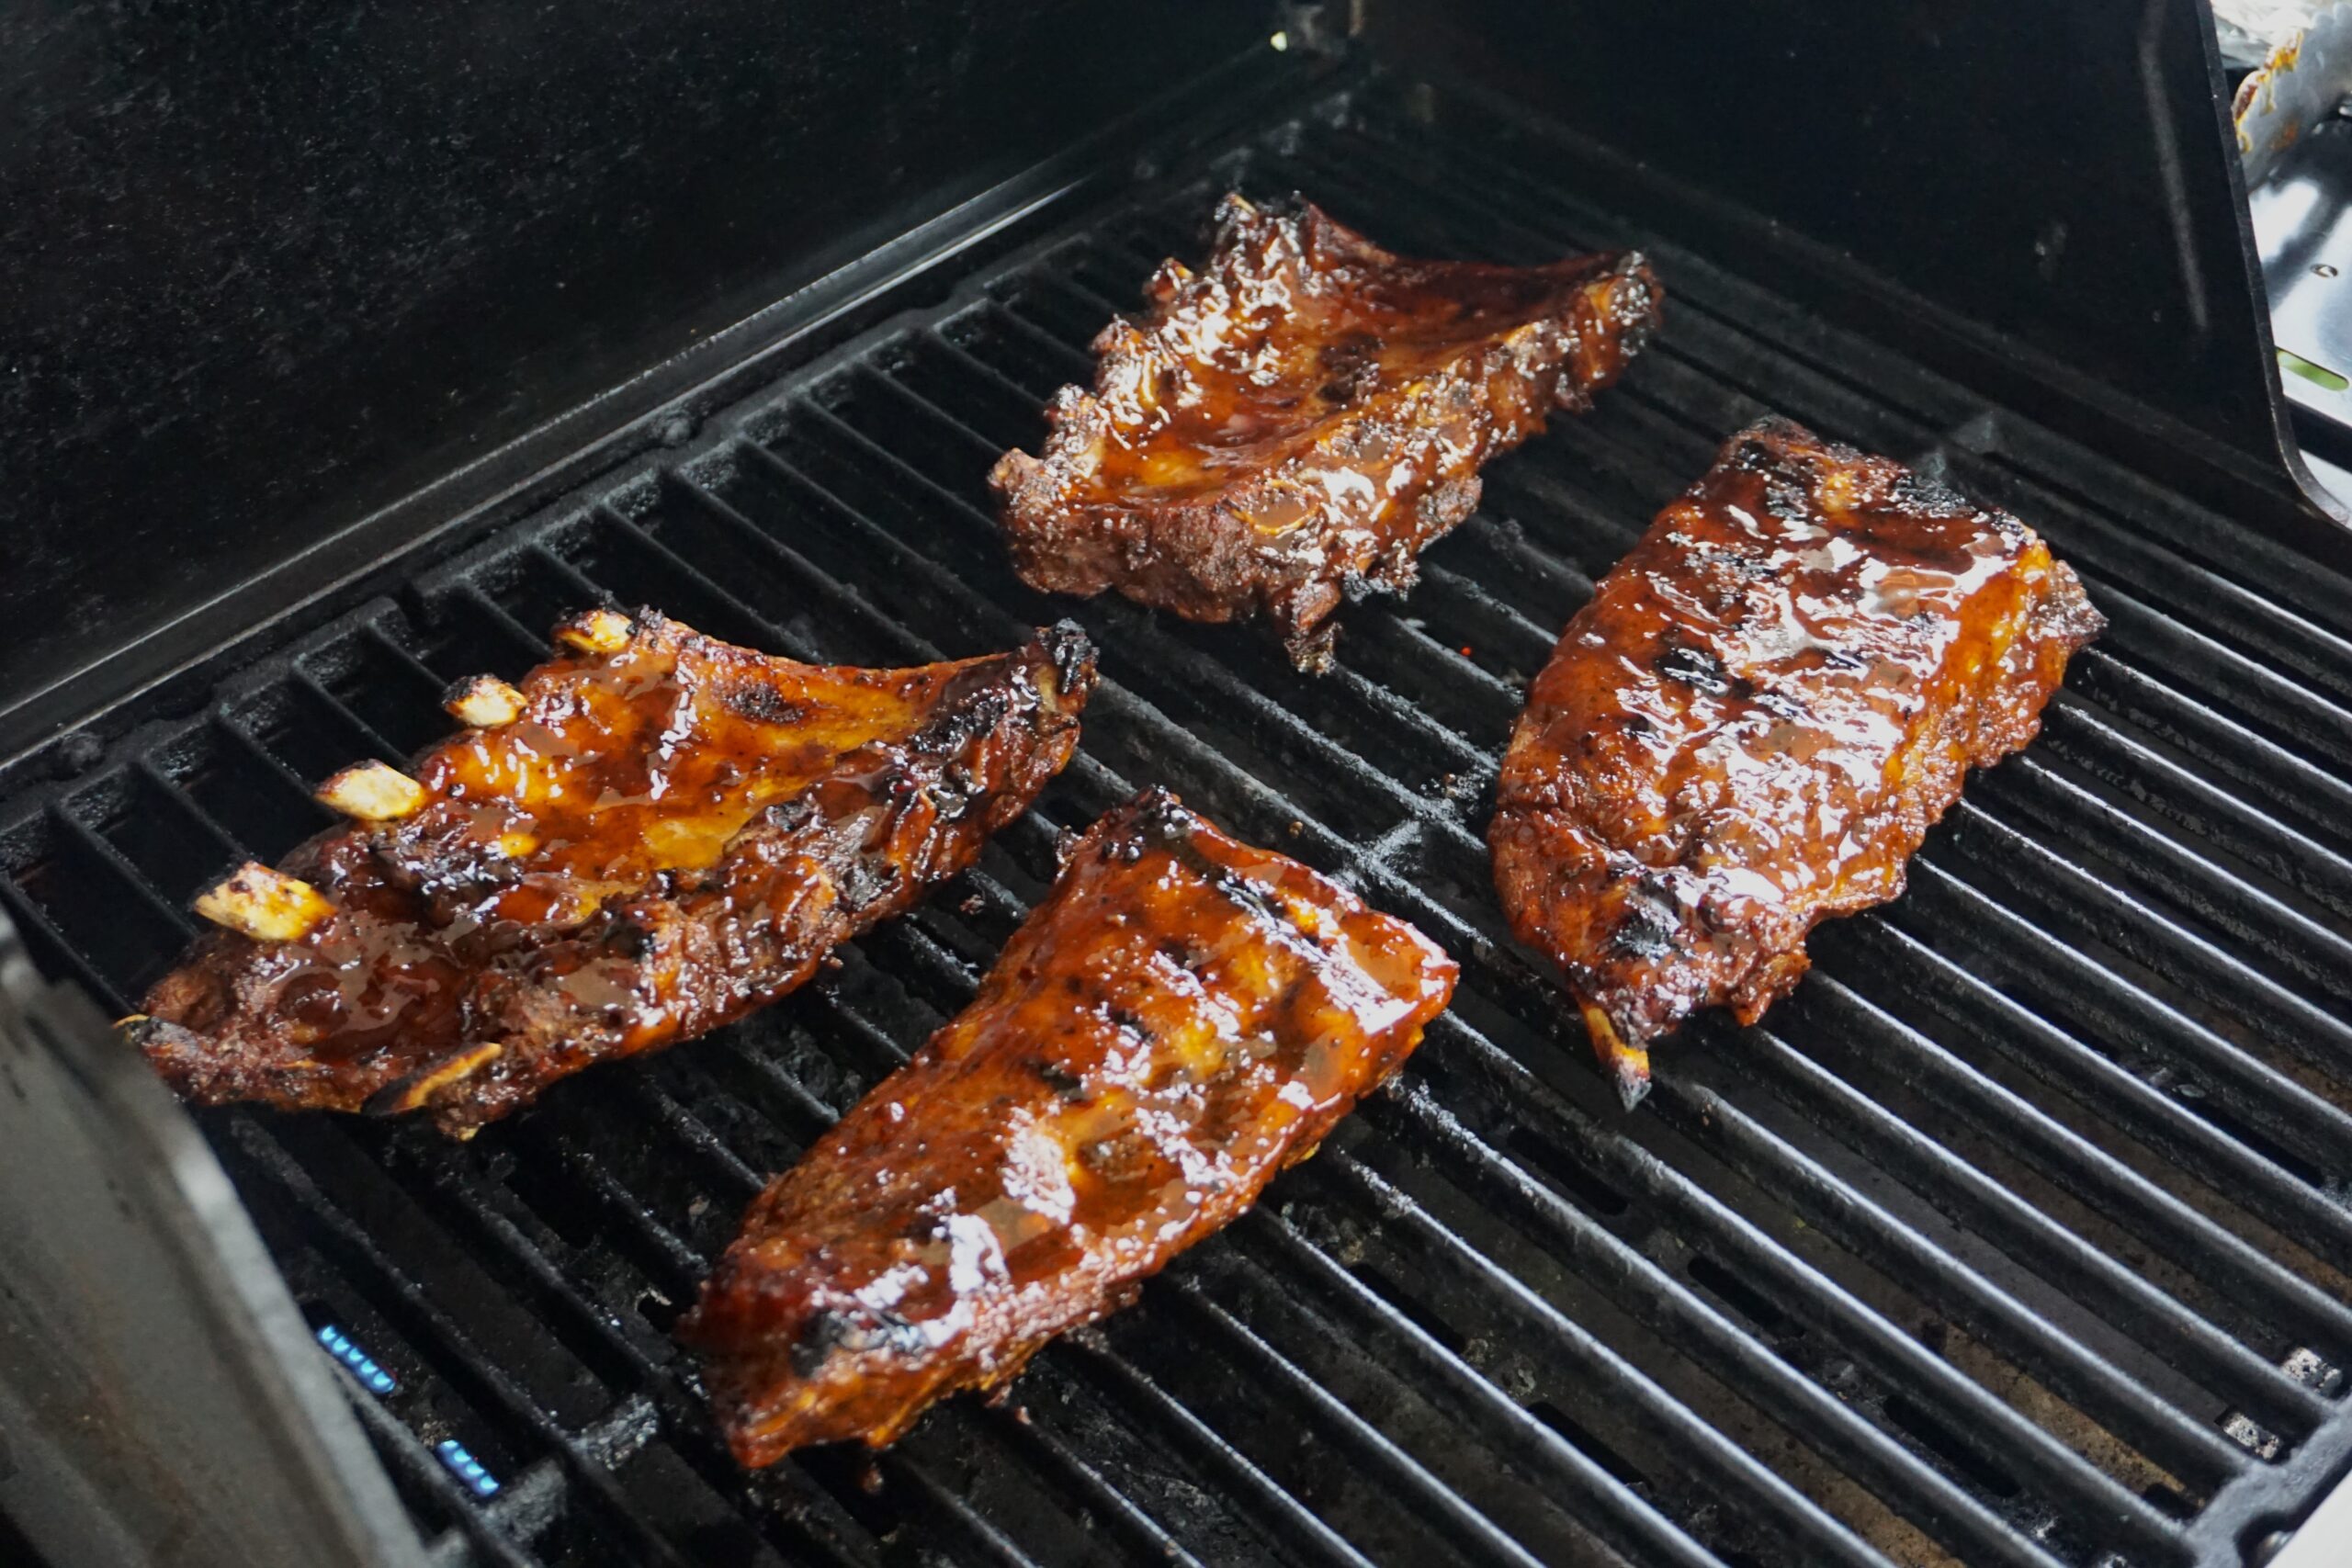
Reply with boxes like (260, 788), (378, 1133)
(723, 683), (808, 725)
(681, 788), (1455, 1463)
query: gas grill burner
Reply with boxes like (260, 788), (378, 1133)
(5, 23), (2352, 1568)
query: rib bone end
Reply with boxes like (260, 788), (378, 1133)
(1581, 1004), (1652, 1111)
(365, 1042), (504, 1118)
(443, 674), (527, 728)
(555, 608), (633, 655)
(194, 863), (333, 943)
(316, 760), (429, 821)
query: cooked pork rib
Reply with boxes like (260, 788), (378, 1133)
(683, 788), (1457, 1463)
(990, 194), (1661, 670)
(1489, 419), (2102, 1105)
(134, 611), (1095, 1136)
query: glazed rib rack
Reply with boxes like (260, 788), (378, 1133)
(6, 70), (2352, 1568)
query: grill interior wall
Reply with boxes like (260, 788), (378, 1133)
(6, 71), (2352, 1568)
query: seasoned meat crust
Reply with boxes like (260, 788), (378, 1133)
(134, 611), (1095, 1136)
(990, 193), (1661, 669)
(1489, 419), (2103, 1105)
(683, 788), (1457, 1464)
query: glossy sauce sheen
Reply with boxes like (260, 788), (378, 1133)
(683, 788), (1457, 1463)
(137, 613), (1095, 1135)
(1489, 419), (2103, 1101)
(990, 194), (1660, 669)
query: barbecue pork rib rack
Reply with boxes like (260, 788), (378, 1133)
(5, 6), (2352, 1568)
(989, 193), (1658, 669)
(686, 789), (1454, 1464)
(134, 612), (1092, 1136)
(1492, 419), (2104, 1105)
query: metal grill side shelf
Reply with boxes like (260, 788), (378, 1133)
(5, 70), (2352, 1568)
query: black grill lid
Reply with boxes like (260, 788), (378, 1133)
(6, 51), (2352, 1568)
(0, 0), (1267, 755)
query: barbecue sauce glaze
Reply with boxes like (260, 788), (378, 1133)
(684, 789), (1456, 1462)
(992, 193), (1660, 668)
(1491, 419), (2103, 1104)
(137, 612), (1094, 1135)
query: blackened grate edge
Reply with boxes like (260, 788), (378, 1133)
(6, 59), (2352, 1568)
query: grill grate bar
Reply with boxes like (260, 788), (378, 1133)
(863, 1461), (1042, 1568)
(1937, 803), (2352, 1090)
(1361, 806), (2296, 1478)
(130, 755), (247, 861)
(2090, 590), (2352, 773)
(0, 834), (160, 1007)
(1153, 1269), (1558, 1568)
(355, 618), (467, 702)
(48, 805), (197, 942)
(1717, 1020), (2332, 1438)
(1787, 969), (2352, 1359)
(1399, 998), (2253, 1495)
(1375, 1021), (2206, 1554)
(523, 541), (619, 613)
(0, 822), (174, 1006)
(727, 432), (1034, 642)
(289, 666), (409, 766)
(1993, 756), (2352, 1012)
(978, 1404), (1213, 1568)
(1833, 910), (2352, 1283)
(337, 1368), (547, 1568)
(209, 707), (337, 824)
(1051, 1338), (1385, 1568)
(1229, 1196), (1748, 1568)
(663, 465), (947, 665)
(960, 296), (1099, 379)
(501, 1117), (980, 1566)
(2066, 650), (2352, 855)
(453, 581), (569, 666)
(386, 1137), (910, 1567)
(1891, 855), (2352, 1186)
(1326, 822), (2182, 1561)
(591, 504), (817, 658)
(1311, 1130), (2092, 1568)
(922, 318), (1081, 406)
(224, 1120), (718, 1568)
(2039, 696), (2352, 921)
(1648, 1044), (2253, 1495)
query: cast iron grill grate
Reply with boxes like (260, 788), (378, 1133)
(6, 66), (2352, 1566)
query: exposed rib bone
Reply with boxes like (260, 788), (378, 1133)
(443, 674), (527, 728)
(193, 863), (333, 943)
(555, 608), (633, 655)
(315, 761), (428, 821)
